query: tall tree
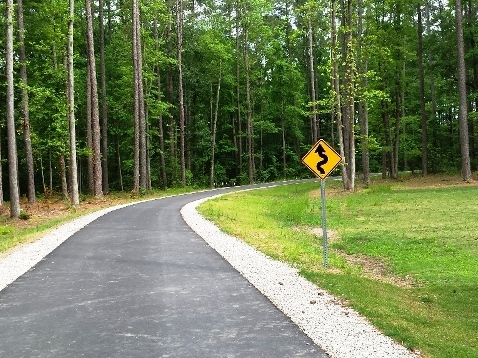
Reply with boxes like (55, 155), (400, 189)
(6, 0), (21, 218)
(177, 0), (187, 186)
(307, 12), (318, 143)
(331, 0), (348, 186)
(86, 60), (94, 194)
(357, 0), (370, 185)
(132, 0), (141, 192)
(341, 0), (355, 190)
(68, 0), (80, 206)
(235, 0), (244, 176)
(455, 0), (472, 180)
(17, 0), (36, 203)
(132, 0), (148, 191)
(0, 128), (4, 206)
(153, 18), (168, 188)
(417, 3), (428, 176)
(99, 0), (109, 193)
(210, 61), (222, 188)
(85, 0), (103, 197)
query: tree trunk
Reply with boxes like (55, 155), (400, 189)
(177, 0), (186, 186)
(308, 17), (318, 143)
(382, 100), (391, 179)
(342, 0), (355, 191)
(281, 98), (287, 179)
(132, 0), (147, 190)
(166, 3), (177, 183)
(138, 20), (147, 190)
(210, 62), (222, 188)
(391, 78), (400, 179)
(154, 19), (168, 188)
(465, 0), (477, 166)
(132, 0), (140, 193)
(86, 61), (94, 194)
(236, 0), (243, 176)
(59, 155), (68, 201)
(99, 0), (109, 194)
(116, 123), (124, 191)
(331, 0), (348, 187)
(146, 111), (151, 190)
(455, 0), (472, 180)
(425, 0), (437, 145)
(49, 150), (53, 193)
(417, 4), (428, 176)
(0, 128), (4, 205)
(6, 0), (21, 218)
(245, 26), (254, 184)
(85, 0), (103, 197)
(67, 0), (80, 206)
(357, 0), (370, 186)
(17, 0), (36, 204)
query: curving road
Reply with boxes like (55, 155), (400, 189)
(0, 182), (328, 357)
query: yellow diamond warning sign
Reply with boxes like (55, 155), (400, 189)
(302, 139), (343, 180)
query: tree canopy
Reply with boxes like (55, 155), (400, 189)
(1, 0), (477, 213)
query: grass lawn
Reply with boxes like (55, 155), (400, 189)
(198, 174), (478, 358)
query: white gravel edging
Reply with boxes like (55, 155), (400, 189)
(181, 195), (419, 358)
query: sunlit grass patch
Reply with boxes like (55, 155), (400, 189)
(198, 176), (478, 358)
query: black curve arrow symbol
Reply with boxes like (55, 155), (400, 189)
(315, 144), (328, 175)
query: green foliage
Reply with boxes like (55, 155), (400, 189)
(4, 0), (478, 195)
(19, 210), (30, 220)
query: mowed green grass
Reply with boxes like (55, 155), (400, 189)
(198, 178), (478, 358)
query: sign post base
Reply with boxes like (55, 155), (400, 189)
(321, 179), (328, 269)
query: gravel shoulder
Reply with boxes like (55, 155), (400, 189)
(1, 191), (419, 358)
(181, 195), (419, 358)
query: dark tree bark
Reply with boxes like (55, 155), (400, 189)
(417, 3), (428, 176)
(244, 25), (254, 184)
(382, 100), (391, 179)
(235, 0), (243, 175)
(391, 75), (401, 179)
(342, 0), (355, 190)
(357, 0), (370, 186)
(99, 0), (109, 194)
(455, 0), (472, 180)
(166, 2), (177, 182)
(281, 98), (287, 179)
(0, 128), (4, 206)
(331, 0), (348, 187)
(86, 61), (94, 194)
(153, 19), (168, 188)
(177, 0), (186, 186)
(67, 0), (79, 206)
(308, 17), (318, 143)
(210, 62), (222, 188)
(6, 0), (21, 218)
(132, 0), (140, 192)
(17, 0), (36, 204)
(59, 155), (68, 201)
(132, 0), (147, 190)
(85, 0), (103, 197)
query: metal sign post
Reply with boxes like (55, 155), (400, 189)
(301, 139), (342, 269)
(320, 179), (328, 269)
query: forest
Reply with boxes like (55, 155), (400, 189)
(1, 0), (477, 217)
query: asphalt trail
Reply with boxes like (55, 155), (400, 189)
(0, 183), (328, 357)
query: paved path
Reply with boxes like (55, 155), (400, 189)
(0, 185), (327, 357)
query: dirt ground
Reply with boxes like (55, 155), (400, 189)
(0, 194), (129, 231)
